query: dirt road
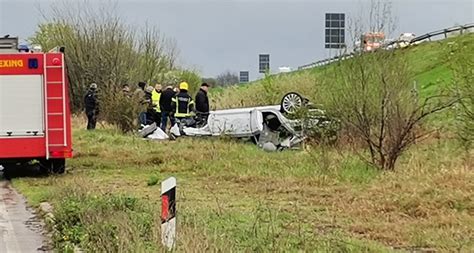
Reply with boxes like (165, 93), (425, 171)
(0, 177), (50, 252)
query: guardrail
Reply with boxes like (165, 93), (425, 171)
(297, 23), (474, 70)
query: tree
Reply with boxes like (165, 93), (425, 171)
(28, 1), (186, 132)
(216, 71), (239, 87)
(202, 77), (217, 87)
(448, 36), (474, 150)
(327, 0), (456, 170)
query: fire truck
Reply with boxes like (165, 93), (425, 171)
(0, 37), (72, 174)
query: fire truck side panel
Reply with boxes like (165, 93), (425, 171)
(0, 52), (72, 161)
(0, 138), (46, 158)
(0, 75), (44, 136)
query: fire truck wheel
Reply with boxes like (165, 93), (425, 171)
(39, 159), (66, 174)
(51, 159), (66, 174)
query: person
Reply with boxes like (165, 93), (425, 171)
(195, 82), (210, 126)
(134, 81), (146, 99)
(122, 84), (131, 96)
(159, 85), (176, 131)
(151, 84), (162, 127)
(84, 83), (99, 130)
(171, 82), (195, 129)
(139, 85), (155, 126)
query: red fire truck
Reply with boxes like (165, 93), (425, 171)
(0, 37), (72, 174)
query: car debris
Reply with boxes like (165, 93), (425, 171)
(139, 92), (339, 151)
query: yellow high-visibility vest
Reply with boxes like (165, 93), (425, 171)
(151, 89), (161, 112)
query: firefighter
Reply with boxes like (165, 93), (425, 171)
(84, 83), (99, 130)
(151, 84), (162, 127)
(195, 82), (210, 127)
(160, 85), (176, 131)
(171, 82), (195, 128)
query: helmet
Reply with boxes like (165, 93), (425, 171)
(90, 83), (97, 89)
(179, 82), (189, 91)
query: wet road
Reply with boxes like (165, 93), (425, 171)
(0, 170), (50, 252)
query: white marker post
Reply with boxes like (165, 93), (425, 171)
(161, 177), (176, 250)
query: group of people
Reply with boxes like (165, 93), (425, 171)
(83, 81), (210, 132)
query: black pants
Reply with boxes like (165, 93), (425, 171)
(195, 112), (209, 128)
(154, 111), (162, 127)
(86, 111), (97, 130)
(160, 111), (176, 131)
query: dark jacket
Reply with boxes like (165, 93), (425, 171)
(195, 88), (209, 113)
(84, 89), (98, 113)
(142, 91), (154, 110)
(171, 91), (194, 117)
(160, 88), (175, 112)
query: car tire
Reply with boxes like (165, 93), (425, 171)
(280, 92), (304, 114)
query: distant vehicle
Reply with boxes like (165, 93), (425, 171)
(278, 66), (291, 73)
(396, 33), (417, 48)
(0, 37), (73, 174)
(398, 33), (416, 42)
(361, 32), (385, 51)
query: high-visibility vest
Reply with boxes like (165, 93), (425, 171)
(172, 95), (194, 118)
(151, 89), (161, 112)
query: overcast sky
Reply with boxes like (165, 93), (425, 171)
(1, 0), (473, 79)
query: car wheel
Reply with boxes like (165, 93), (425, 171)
(280, 92), (303, 114)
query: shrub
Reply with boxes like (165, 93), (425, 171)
(447, 38), (474, 150)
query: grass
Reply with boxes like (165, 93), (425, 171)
(11, 117), (474, 252)
(10, 34), (474, 252)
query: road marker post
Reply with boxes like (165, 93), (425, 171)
(161, 177), (176, 250)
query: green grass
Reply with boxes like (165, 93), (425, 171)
(10, 34), (474, 252)
(11, 123), (474, 252)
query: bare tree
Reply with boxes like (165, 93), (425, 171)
(216, 71), (239, 87)
(328, 0), (456, 170)
(347, 0), (397, 52)
(329, 47), (456, 170)
(448, 36), (474, 150)
(29, 0), (183, 131)
(202, 77), (217, 87)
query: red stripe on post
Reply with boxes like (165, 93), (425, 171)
(161, 195), (169, 222)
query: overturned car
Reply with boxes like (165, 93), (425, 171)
(140, 92), (339, 151)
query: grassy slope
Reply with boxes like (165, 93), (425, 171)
(212, 34), (473, 111)
(12, 35), (474, 252)
(13, 124), (473, 252)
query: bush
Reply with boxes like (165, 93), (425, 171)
(52, 186), (161, 252)
(99, 87), (143, 133)
(447, 38), (474, 150)
(327, 51), (456, 170)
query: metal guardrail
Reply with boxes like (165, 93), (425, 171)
(297, 23), (474, 70)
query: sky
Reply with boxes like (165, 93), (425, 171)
(1, 0), (473, 80)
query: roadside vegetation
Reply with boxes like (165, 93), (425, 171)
(11, 34), (474, 252)
(12, 116), (473, 252)
(29, 2), (200, 132)
(11, 1), (473, 252)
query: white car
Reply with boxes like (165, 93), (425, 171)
(141, 93), (339, 151)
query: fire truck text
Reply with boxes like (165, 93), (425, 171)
(0, 60), (24, 68)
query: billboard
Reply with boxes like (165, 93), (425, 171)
(258, 54), (270, 73)
(239, 71), (249, 83)
(325, 13), (345, 49)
